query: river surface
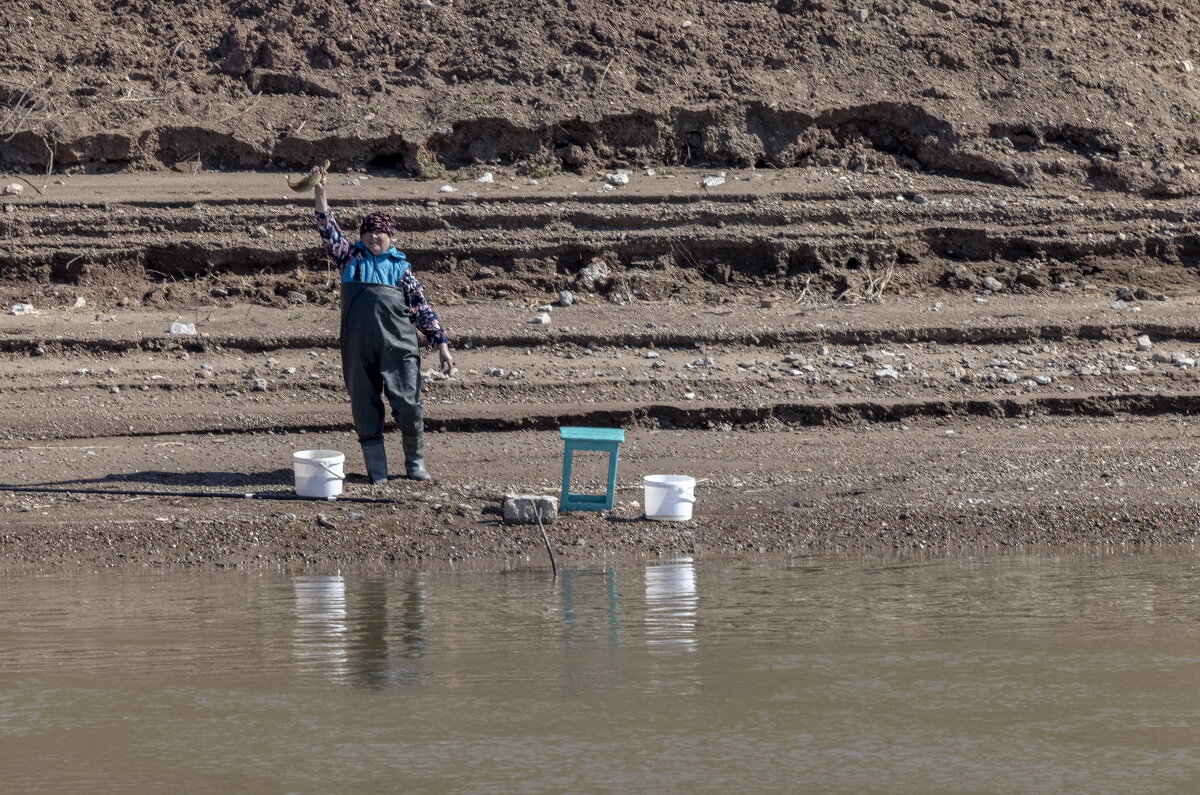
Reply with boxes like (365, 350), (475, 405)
(2, 550), (1198, 793)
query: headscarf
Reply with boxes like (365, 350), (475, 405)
(359, 212), (396, 236)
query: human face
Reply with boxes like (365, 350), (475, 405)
(361, 230), (392, 255)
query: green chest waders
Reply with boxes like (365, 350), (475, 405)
(340, 282), (429, 482)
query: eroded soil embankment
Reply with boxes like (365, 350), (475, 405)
(2, 170), (1199, 316)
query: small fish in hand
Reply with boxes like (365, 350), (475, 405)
(286, 160), (330, 192)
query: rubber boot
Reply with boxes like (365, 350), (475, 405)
(403, 429), (431, 481)
(361, 442), (389, 485)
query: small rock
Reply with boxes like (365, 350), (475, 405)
(850, 8), (870, 22)
(910, 193), (928, 204)
(981, 276), (1005, 292)
(577, 259), (609, 292)
(342, 179), (360, 187)
(439, 185), (456, 193)
(169, 322), (196, 335)
(250, 225), (269, 239)
(476, 172), (494, 183)
(10, 303), (34, 316)
(252, 378), (268, 391)
(683, 392), (696, 400)
(604, 173), (630, 186)
(558, 290), (575, 306)
(1136, 335), (1153, 351)
(701, 175), (726, 188)
(527, 313), (551, 325)
(1179, 60), (1194, 73)
(287, 291), (307, 304)
(73, 296), (86, 308)
(1, 183), (23, 196)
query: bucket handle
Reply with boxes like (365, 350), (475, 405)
(648, 482), (696, 503)
(314, 460), (346, 480)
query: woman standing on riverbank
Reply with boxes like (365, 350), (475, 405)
(311, 170), (454, 483)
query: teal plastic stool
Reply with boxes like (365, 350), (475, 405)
(559, 426), (625, 511)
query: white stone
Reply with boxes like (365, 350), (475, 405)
(1035, 375), (1053, 385)
(527, 313), (551, 325)
(1136, 334), (1153, 351)
(10, 303), (33, 316)
(169, 322), (196, 335)
(578, 259), (609, 292)
(605, 173), (629, 186)
(701, 175), (726, 188)
(476, 172), (494, 183)
(1, 183), (23, 196)
(73, 296), (86, 308)
(502, 494), (558, 523)
(439, 185), (456, 193)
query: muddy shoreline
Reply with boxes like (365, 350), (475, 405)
(3, 280), (1200, 571)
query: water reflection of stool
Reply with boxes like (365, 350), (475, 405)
(559, 426), (625, 511)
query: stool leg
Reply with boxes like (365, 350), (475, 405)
(604, 445), (620, 510)
(560, 441), (573, 509)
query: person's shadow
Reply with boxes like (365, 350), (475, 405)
(25, 469), (295, 490)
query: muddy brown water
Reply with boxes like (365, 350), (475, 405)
(2, 551), (1197, 793)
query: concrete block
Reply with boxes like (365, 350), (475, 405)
(503, 494), (558, 523)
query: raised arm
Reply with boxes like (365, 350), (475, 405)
(313, 172), (352, 271)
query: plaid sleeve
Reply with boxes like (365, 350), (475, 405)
(400, 271), (450, 345)
(315, 209), (352, 273)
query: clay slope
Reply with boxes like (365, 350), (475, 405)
(2, 1), (1199, 195)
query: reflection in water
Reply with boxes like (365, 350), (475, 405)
(292, 575), (348, 677)
(561, 568), (621, 652)
(300, 575), (427, 689)
(643, 558), (701, 694)
(644, 558), (698, 651)
(560, 569), (622, 688)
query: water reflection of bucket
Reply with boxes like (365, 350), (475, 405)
(644, 559), (697, 652)
(643, 475), (696, 521)
(294, 449), (346, 498)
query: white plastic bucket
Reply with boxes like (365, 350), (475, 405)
(293, 449), (346, 499)
(643, 475), (697, 521)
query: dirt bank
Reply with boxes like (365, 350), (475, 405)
(4, 1), (1200, 198)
